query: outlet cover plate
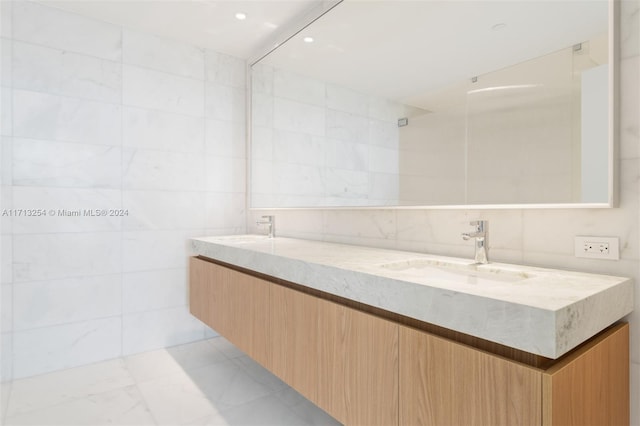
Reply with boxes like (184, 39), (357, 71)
(574, 236), (619, 260)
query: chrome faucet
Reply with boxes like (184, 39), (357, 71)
(462, 220), (488, 264)
(256, 215), (275, 238)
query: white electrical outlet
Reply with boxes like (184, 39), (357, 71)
(574, 236), (619, 260)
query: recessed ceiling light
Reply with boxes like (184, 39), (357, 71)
(235, 12), (247, 20)
(303, 36), (314, 43)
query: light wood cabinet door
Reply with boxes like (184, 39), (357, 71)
(188, 257), (270, 367)
(542, 323), (629, 426)
(317, 298), (399, 426)
(270, 285), (319, 402)
(399, 325), (541, 426)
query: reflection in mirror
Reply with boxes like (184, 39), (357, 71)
(250, 0), (613, 208)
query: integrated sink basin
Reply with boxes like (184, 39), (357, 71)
(378, 258), (534, 284)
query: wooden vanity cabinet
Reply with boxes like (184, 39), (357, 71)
(272, 284), (398, 426)
(399, 325), (542, 426)
(189, 257), (630, 426)
(188, 257), (270, 367)
(400, 323), (629, 426)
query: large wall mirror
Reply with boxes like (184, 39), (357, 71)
(250, 0), (616, 208)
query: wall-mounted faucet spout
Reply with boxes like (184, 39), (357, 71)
(462, 220), (488, 264)
(256, 215), (275, 238)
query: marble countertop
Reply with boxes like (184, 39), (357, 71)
(191, 235), (634, 359)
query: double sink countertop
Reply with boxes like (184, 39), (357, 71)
(191, 235), (634, 359)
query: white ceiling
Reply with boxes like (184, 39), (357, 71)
(37, 0), (322, 58)
(260, 0), (609, 105)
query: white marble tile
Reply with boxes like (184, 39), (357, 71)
(1, 283), (11, 333)
(122, 190), (205, 231)
(12, 187), (121, 233)
(1, 382), (10, 424)
(205, 50), (245, 88)
(204, 327), (219, 339)
(369, 118), (399, 148)
(204, 156), (246, 193)
(326, 109), (368, 144)
(13, 90), (122, 145)
(252, 92), (274, 127)
(205, 118), (245, 159)
(1, 235), (11, 284)
(273, 98), (325, 137)
(273, 163), (324, 197)
(12, 274), (121, 331)
(12, 317), (121, 379)
(251, 126), (273, 161)
(122, 229), (200, 273)
(13, 232), (121, 282)
(123, 28), (204, 79)
(250, 159), (273, 197)
(1, 87), (11, 136)
(208, 337), (245, 359)
(1, 332), (12, 381)
(191, 394), (307, 426)
(12, 1), (122, 61)
(123, 268), (187, 314)
(273, 68), (325, 107)
(205, 82), (245, 122)
(620, 56), (639, 160)
(124, 339), (227, 383)
(122, 148), (204, 191)
(123, 64), (204, 117)
(326, 83), (368, 116)
(231, 356), (287, 393)
(5, 385), (155, 426)
(189, 360), (275, 409)
(13, 138), (121, 189)
(2, 136), (12, 185)
(325, 169), (369, 201)
(368, 96), (404, 123)
(274, 387), (341, 426)
(273, 130), (325, 167)
(123, 305), (204, 356)
(2, 38), (12, 88)
(369, 145), (399, 174)
(135, 369), (222, 425)
(12, 41), (121, 103)
(205, 192), (245, 230)
(1, 1), (12, 39)
(123, 106), (205, 153)
(323, 209), (396, 240)
(6, 358), (134, 417)
(522, 207), (638, 260)
(251, 63), (273, 95)
(165, 339), (228, 374)
(326, 139), (368, 171)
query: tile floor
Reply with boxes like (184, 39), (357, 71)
(0, 337), (342, 425)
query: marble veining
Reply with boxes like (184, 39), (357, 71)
(192, 235), (634, 359)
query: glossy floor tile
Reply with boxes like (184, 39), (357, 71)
(1, 337), (341, 426)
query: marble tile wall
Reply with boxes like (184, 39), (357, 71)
(250, 1), (640, 424)
(251, 63), (403, 207)
(0, 1), (246, 379)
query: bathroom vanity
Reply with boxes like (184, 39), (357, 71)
(189, 235), (633, 426)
